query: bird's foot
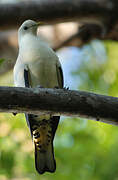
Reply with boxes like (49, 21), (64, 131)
(63, 87), (69, 90)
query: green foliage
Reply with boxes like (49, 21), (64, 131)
(1, 40), (118, 180)
(0, 58), (5, 66)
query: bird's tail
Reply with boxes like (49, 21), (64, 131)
(33, 121), (56, 174)
(35, 143), (56, 174)
(25, 114), (60, 174)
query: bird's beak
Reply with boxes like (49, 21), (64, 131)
(31, 22), (44, 28)
(36, 21), (44, 26)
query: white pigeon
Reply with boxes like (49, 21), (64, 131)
(14, 20), (63, 174)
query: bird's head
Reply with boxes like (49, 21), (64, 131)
(18, 20), (42, 42)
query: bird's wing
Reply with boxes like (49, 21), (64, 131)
(50, 60), (64, 138)
(13, 58), (30, 88)
(56, 60), (64, 88)
(23, 66), (33, 130)
(24, 68), (30, 88)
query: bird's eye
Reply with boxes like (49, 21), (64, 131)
(23, 26), (28, 30)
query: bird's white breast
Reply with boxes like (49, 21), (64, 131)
(16, 34), (59, 88)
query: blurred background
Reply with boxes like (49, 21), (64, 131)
(1, 0), (118, 180)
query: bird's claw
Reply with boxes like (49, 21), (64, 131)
(63, 87), (69, 90)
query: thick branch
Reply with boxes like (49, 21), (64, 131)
(0, 0), (116, 29)
(1, 0), (118, 40)
(0, 86), (118, 126)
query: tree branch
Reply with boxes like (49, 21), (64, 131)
(0, 86), (118, 126)
(54, 23), (104, 51)
(1, 0), (118, 40)
(0, 0), (116, 29)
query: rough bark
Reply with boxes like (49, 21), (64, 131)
(1, 86), (118, 126)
